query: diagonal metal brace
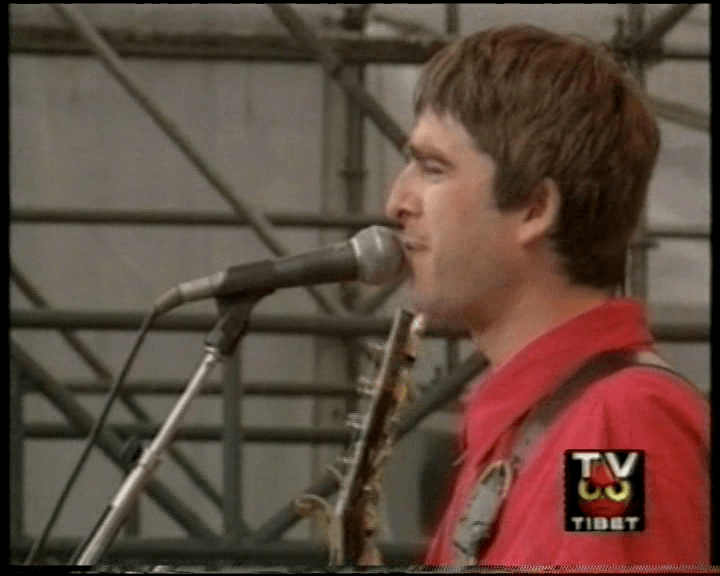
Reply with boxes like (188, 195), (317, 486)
(267, 3), (411, 312)
(268, 4), (409, 153)
(10, 261), (229, 518)
(648, 95), (709, 133)
(630, 4), (698, 53)
(11, 340), (219, 543)
(49, 3), (343, 316)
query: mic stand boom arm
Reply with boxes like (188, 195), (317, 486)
(72, 289), (273, 566)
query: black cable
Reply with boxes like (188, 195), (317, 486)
(23, 307), (160, 566)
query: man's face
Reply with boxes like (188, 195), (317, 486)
(385, 109), (522, 328)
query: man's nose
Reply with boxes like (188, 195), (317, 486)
(384, 169), (419, 224)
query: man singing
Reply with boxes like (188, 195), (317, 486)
(385, 25), (709, 568)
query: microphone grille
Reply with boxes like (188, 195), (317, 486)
(351, 226), (407, 285)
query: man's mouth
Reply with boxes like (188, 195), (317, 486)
(400, 234), (427, 254)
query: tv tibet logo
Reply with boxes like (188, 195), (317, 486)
(565, 450), (644, 532)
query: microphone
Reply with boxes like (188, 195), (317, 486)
(153, 225), (406, 314)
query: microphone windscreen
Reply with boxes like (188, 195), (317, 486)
(351, 226), (407, 285)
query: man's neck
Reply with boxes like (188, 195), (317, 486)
(470, 280), (612, 370)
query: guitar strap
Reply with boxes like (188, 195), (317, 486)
(452, 348), (697, 566)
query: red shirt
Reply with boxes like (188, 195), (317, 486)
(424, 298), (709, 568)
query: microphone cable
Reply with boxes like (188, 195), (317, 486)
(24, 306), (160, 566)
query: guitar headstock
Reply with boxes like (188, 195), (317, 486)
(336, 308), (425, 563)
(295, 308), (425, 566)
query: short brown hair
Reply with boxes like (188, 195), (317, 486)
(414, 25), (660, 289)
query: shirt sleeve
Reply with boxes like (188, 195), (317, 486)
(549, 368), (710, 567)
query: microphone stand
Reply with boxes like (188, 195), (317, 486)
(72, 290), (272, 567)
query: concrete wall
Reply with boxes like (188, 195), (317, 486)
(10, 3), (709, 556)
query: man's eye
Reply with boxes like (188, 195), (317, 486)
(422, 163), (444, 175)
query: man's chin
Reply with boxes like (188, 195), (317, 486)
(409, 295), (470, 334)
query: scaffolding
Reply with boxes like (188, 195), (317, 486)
(9, 3), (709, 568)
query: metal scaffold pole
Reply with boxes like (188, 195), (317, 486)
(625, 4), (650, 300)
(620, 4), (701, 300)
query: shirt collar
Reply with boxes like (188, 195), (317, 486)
(461, 298), (654, 458)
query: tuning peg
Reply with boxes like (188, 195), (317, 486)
(345, 412), (364, 430)
(355, 376), (377, 395)
(364, 341), (386, 363)
(325, 463), (345, 484)
(336, 455), (355, 468)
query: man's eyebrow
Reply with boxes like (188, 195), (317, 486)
(406, 143), (453, 165)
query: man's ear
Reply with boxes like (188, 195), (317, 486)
(516, 178), (561, 246)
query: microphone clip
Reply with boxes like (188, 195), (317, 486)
(204, 289), (274, 357)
